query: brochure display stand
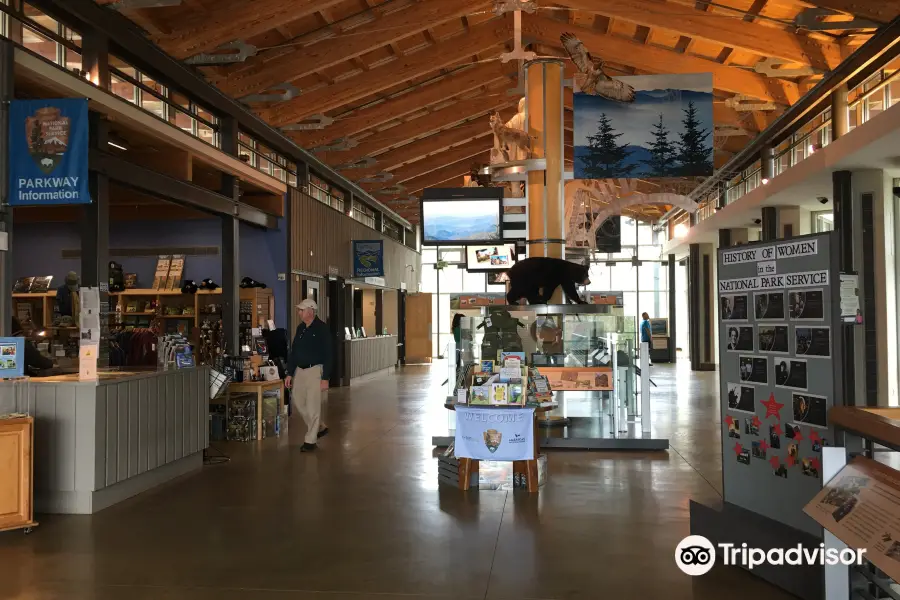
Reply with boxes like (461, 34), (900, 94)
(691, 232), (843, 600)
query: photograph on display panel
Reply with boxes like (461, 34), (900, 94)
(739, 356), (768, 385)
(727, 383), (755, 414)
(758, 325), (789, 354)
(755, 292), (786, 321)
(792, 393), (828, 429)
(775, 358), (808, 391)
(789, 289), (825, 320)
(726, 325), (754, 352)
(721, 294), (748, 321)
(795, 326), (831, 358)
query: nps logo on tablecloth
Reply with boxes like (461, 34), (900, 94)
(26, 106), (70, 173)
(483, 429), (502, 453)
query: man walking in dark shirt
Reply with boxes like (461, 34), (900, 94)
(285, 298), (333, 452)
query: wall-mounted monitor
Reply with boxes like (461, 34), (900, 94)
(465, 243), (517, 272)
(420, 187), (503, 246)
(650, 318), (669, 337)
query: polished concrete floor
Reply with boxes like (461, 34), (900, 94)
(0, 360), (796, 600)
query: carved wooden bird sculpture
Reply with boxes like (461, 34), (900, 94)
(561, 33), (635, 102)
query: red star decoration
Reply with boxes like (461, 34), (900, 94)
(810, 457), (821, 473)
(773, 423), (783, 437)
(759, 439), (770, 452)
(761, 393), (785, 421)
(752, 415), (762, 429)
(769, 455), (780, 469)
(725, 415), (734, 428)
(808, 430), (821, 443)
(733, 442), (743, 457)
(792, 427), (804, 441)
(787, 454), (797, 467)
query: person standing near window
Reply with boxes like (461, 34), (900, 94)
(285, 299), (332, 452)
(640, 312), (653, 366)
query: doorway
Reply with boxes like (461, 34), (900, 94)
(327, 277), (347, 387)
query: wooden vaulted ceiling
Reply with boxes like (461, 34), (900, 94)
(99, 0), (890, 223)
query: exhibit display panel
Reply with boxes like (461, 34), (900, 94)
(716, 232), (841, 537)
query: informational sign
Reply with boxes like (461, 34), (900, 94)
(717, 232), (839, 537)
(352, 240), (384, 278)
(8, 98), (91, 206)
(454, 406), (535, 461)
(840, 274), (861, 323)
(79, 344), (97, 380)
(450, 293), (507, 309)
(79, 287), (101, 344)
(804, 456), (900, 581)
(0, 337), (25, 379)
(538, 366), (614, 391)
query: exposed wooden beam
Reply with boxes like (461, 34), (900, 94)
(216, 0), (491, 98)
(348, 118), (498, 180)
(325, 95), (515, 166)
(362, 139), (493, 192)
(153, 0), (346, 59)
(553, 0), (843, 70)
(521, 14), (800, 104)
(386, 156), (484, 198)
(287, 62), (514, 149)
(796, 0), (900, 22)
(260, 18), (513, 127)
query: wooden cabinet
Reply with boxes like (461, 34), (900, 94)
(0, 417), (36, 533)
(405, 293), (432, 364)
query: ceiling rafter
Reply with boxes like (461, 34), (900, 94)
(363, 139), (494, 193)
(521, 14), (801, 104)
(796, 0), (900, 22)
(287, 62), (515, 148)
(215, 0), (490, 98)
(260, 17), (513, 127)
(153, 0), (347, 59)
(324, 94), (517, 166)
(551, 0), (844, 71)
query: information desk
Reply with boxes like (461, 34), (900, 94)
(346, 335), (398, 380)
(5, 368), (209, 514)
(445, 401), (553, 492)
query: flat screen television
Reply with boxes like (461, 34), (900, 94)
(465, 243), (517, 272)
(420, 188), (503, 246)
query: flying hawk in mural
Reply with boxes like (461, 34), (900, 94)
(561, 33), (635, 102)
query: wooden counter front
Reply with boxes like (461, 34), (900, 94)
(0, 417), (37, 533)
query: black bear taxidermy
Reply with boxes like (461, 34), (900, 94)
(506, 257), (590, 305)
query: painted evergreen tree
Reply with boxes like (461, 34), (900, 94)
(581, 113), (633, 178)
(642, 114), (677, 177)
(675, 101), (713, 176)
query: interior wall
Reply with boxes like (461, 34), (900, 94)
(362, 289), (377, 335)
(382, 290), (398, 335)
(13, 216), (289, 328)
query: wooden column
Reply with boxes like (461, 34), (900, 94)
(526, 59), (565, 303)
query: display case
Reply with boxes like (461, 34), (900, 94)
(439, 304), (666, 450)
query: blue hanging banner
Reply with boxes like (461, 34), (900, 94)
(352, 240), (385, 278)
(8, 98), (91, 206)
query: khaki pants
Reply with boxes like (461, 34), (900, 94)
(292, 366), (325, 444)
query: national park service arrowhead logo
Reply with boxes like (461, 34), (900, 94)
(26, 106), (69, 174)
(483, 428), (502, 453)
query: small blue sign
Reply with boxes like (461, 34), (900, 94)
(8, 98), (91, 206)
(353, 240), (384, 278)
(0, 337), (26, 379)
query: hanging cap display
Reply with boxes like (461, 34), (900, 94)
(181, 280), (198, 294)
(199, 278), (219, 290)
(65, 271), (78, 291)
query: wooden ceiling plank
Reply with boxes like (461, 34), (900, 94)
(521, 14), (800, 104)
(217, 0), (491, 98)
(261, 18), (513, 127)
(796, 0), (900, 23)
(349, 107), (517, 180)
(286, 62), (513, 148)
(363, 139), (493, 191)
(389, 156), (485, 198)
(552, 0), (843, 70)
(154, 0), (347, 59)
(326, 96), (516, 165)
